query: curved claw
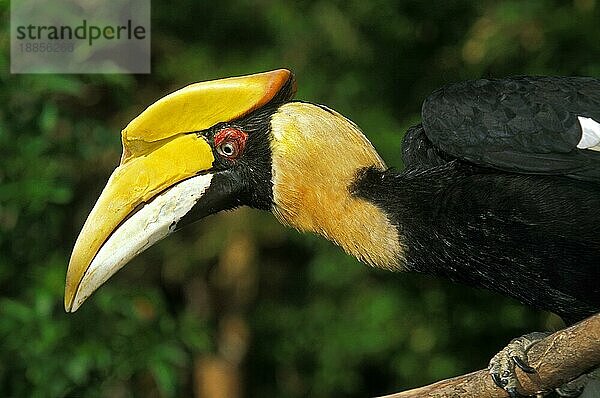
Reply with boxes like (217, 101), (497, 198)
(512, 356), (536, 374)
(491, 372), (506, 388)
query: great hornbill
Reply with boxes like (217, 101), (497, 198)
(64, 69), (600, 397)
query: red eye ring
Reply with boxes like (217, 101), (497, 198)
(214, 128), (248, 159)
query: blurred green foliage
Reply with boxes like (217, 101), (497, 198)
(1, 0), (599, 397)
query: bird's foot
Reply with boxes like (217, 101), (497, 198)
(555, 367), (600, 397)
(489, 332), (550, 398)
(555, 380), (584, 398)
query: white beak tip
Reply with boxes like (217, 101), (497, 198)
(64, 173), (214, 313)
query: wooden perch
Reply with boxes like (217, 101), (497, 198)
(377, 313), (600, 398)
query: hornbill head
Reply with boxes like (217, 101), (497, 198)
(65, 69), (402, 312)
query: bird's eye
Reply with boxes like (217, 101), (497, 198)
(214, 128), (248, 160)
(220, 142), (236, 156)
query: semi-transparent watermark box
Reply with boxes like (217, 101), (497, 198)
(11, 0), (150, 74)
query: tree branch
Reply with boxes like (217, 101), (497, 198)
(377, 313), (600, 398)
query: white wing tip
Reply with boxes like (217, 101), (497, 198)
(577, 116), (600, 151)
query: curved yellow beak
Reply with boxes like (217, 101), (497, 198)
(65, 69), (293, 312)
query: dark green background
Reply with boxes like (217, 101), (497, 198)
(1, 1), (599, 397)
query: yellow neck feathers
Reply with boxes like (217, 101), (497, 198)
(269, 102), (404, 270)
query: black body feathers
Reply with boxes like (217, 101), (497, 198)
(358, 76), (600, 324)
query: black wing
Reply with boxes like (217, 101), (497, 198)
(421, 76), (600, 182)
